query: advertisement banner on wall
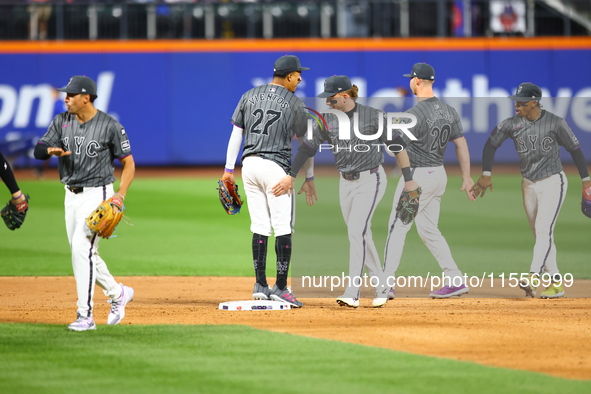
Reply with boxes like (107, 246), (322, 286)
(1, 45), (590, 166)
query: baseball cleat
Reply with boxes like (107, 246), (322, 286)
(107, 283), (134, 325)
(252, 283), (271, 300)
(336, 296), (359, 308)
(540, 282), (565, 299)
(270, 284), (304, 307)
(68, 314), (96, 332)
(371, 297), (387, 308)
(372, 286), (393, 307)
(388, 288), (396, 300)
(429, 284), (469, 299)
(518, 274), (538, 298)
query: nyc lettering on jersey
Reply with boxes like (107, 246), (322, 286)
(515, 134), (555, 153)
(62, 136), (102, 157)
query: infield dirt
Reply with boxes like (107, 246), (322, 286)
(1, 276), (590, 381)
(7, 166), (590, 381)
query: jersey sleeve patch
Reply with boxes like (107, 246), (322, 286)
(121, 140), (131, 151)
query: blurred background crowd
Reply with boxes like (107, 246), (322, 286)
(1, 0), (590, 41)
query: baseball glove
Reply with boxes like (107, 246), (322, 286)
(1, 194), (30, 230)
(85, 194), (124, 239)
(217, 179), (243, 215)
(396, 187), (422, 225)
(582, 185), (591, 219)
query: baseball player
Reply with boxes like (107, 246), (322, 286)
(382, 63), (475, 300)
(34, 75), (135, 331)
(222, 55), (313, 308)
(1, 152), (29, 222)
(274, 75), (419, 308)
(471, 82), (591, 299)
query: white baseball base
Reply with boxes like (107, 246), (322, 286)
(218, 300), (291, 311)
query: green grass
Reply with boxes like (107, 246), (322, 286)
(295, 172), (590, 279)
(1, 173), (590, 392)
(0, 323), (589, 394)
(2, 173), (589, 279)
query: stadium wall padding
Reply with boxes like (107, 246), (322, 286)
(1, 38), (590, 166)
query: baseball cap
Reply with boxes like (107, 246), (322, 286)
(403, 63), (435, 80)
(317, 75), (353, 98)
(508, 82), (542, 101)
(273, 55), (310, 73)
(57, 75), (97, 96)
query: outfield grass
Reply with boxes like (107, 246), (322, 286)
(1, 174), (590, 393)
(2, 174), (589, 279)
(1, 323), (589, 394)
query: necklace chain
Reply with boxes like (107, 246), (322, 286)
(530, 110), (542, 122)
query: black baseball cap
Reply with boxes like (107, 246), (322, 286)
(508, 82), (542, 102)
(317, 75), (353, 98)
(57, 75), (97, 96)
(273, 55), (310, 73)
(403, 63), (435, 80)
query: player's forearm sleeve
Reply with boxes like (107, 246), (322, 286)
(225, 125), (243, 170)
(569, 148), (590, 179)
(482, 141), (498, 172)
(290, 143), (316, 177)
(34, 142), (51, 160)
(0, 152), (20, 193)
(388, 134), (408, 150)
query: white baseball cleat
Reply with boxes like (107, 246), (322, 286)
(68, 314), (96, 332)
(336, 296), (359, 308)
(107, 283), (134, 325)
(372, 287), (392, 307)
(371, 297), (388, 308)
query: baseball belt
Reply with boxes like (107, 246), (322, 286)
(341, 167), (378, 181)
(67, 186), (85, 194)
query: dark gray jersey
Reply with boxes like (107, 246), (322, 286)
(39, 111), (132, 187)
(398, 97), (463, 167)
(303, 103), (387, 173)
(489, 110), (579, 181)
(231, 84), (307, 174)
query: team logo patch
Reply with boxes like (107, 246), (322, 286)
(121, 141), (130, 151)
(121, 128), (126, 135)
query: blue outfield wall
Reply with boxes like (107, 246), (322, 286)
(1, 48), (590, 166)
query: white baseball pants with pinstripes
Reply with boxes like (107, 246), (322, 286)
(383, 166), (464, 287)
(339, 165), (387, 298)
(241, 156), (294, 237)
(65, 184), (123, 318)
(522, 171), (567, 276)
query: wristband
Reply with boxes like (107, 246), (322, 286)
(306, 176), (315, 181)
(401, 167), (413, 182)
(482, 171), (492, 176)
(224, 168), (234, 173)
(582, 176), (590, 182)
(114, 192), (125, 201)
(11, 192), (23, 201)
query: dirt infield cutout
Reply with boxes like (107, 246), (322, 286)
(1, 276), (590, 380)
